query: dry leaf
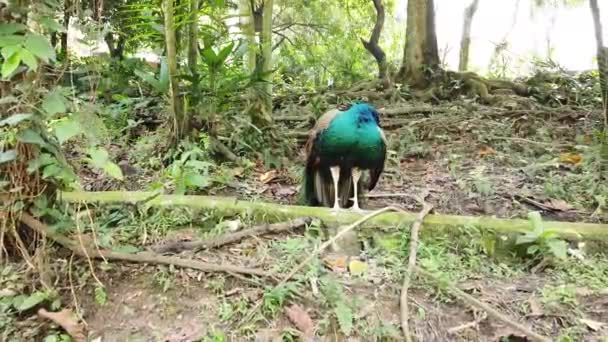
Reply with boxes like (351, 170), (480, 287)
(478, 145), (496, 156)
(259, 170), (278, 184)
(232, 167), (245, 177)
(323, 254), (348, 273)
(559, 153), (582, 165)
(348, 260), (368, 276)
(546, 198), (573, 211)
(285, 304), (315, 337)
(580, 318), (606, 331)
(38, 308), (86, 342)
(527, 297), (543, 316)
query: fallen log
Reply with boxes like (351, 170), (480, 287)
(58, 191), (608, 240)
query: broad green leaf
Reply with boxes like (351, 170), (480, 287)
(18, 48), (38, 70)
(103, 161), (124, 180)
(0, 35), (24, 47)
(1, 45), (20, 60)
(0, 23), (27, 35)
(42, 163), (63, 179)
(1, 51), (21, 79)
(27, 153), (55, 173)
(42, 91), (67, 116)
(0, 113), (32, 126)
(527, 211), (544, 233)
(515, 234), (537, 245)
(53, 118), (81, 144)
(15, 291), (47, 311)
(87, 147), (109, 168)
(184, 173), (208, 188)
(201, 47), (218, 67)
(334, 301), (353, 336)
(0, 150), (17, 164)
(24, 34), (56, 62)
(134, 69), (161, 92)
(39, 17), (64, 33)
(158, 57), (169, 91)
(547, 240), (568, 259)
(527, 245), (540, 255)
(216, 42), (235, 65)
(17, 129), (47, 146)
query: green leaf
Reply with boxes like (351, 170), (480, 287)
(39, 17), (65, 33)
(527, 211), (544, 233)
(527, 245), (540, 255)
(184, 173), (208, 188)
(515, 233), (537, 245)
(24, 34), (56, 62)
(547, 239), (568, 259)
(216, 42), (234, 65)
(18, 48), (38, 70)
(103, 161), (124, 180)
(15, 291), (47, 311)
(1, 45), (20, 60)
(53, 118), (82, 144)
(158, 57), (169, 92)
(0, 113), (32, 126)
(0, 150), (17, 164)
(0, 23), (27, 35)
(17, 129), (47, 146)
(0, 35), (24, 47)
(42, 90), (67, 116)
(334, 301), (353, 336)
(134, 69), (161, 92)
(1, 51), (21, 79)
(201, 47), (218, 67)
(87, 147), (109, 168)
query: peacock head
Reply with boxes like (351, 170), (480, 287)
(349, 102), (381, 125)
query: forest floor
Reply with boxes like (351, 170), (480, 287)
(5, 97), (608, 341)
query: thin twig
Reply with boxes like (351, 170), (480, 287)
(414, 266), (551, 342)
(447, 312), (487, 334)
(151, 217), (313, 254)
(20, 213), (271, 279)
(239, 206), (400, 326)
(400, 200), (434, 342)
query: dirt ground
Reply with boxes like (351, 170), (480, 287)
(53, 101), (608, 341)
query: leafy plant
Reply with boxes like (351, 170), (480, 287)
(163, 141), (213, 194)
(516, 211), (568, 260)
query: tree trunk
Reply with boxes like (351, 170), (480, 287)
(239, 0), (256, 73)
(397, 0), (440, 88)
(163, 0), (187, 144)
(60, 0), (70, 58)
(589, 0), (607, 122)
(260, 0), (274, 115)
(458, 0), (479, 72)
(187, 0), (199, 74)
(104, 33), (125, 60)
(361, 0), (389, 84)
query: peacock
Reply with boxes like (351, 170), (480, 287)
(301, 102), (387, 211)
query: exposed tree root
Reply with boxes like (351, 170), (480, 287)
(19, 212), (272, 278)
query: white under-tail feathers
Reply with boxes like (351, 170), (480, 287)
(312, 168), (357, 208)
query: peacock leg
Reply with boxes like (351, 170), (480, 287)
(329, 166), (341, 211)
(350, 167), (363, 212)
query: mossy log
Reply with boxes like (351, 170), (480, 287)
(58, 191), (608, 241)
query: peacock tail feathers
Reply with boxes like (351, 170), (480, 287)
(300, 102), (386, 208)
